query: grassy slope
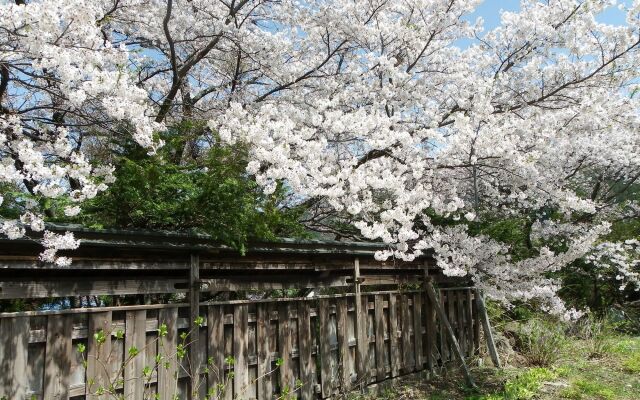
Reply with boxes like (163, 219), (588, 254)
(353, 336), (640, 400)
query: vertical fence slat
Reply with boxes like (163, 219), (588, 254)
(336, 297), (351, 391)
(319, 299), (332, 398)
(0, 316), (29, 399)
(233, 304), (249, 398)
(401, 294), (413, 372)
(278, 303), (294, 396)
(355, 294), (369, 386)
(257, 303), (272, 400)
(465, 290), (474, 356)
(456, 291), (466, 356)
(424, 278), (435, 370)
(44, 314), (72, 400)
(297, 301), (313, 400)
(443, 291), (456, 361)
(189, 254), (201, 399)
(86, 311), (112, 398)
(388, 293), (400, 377)
(413, 293), (424, 371)
(374, 295), (385, 381)
(207, 305), (224, 397)
(472, 293), (481, 355)
(124, 310), (146, 399)
(159, 308), (178, 400)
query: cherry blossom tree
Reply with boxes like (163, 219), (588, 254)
(1, 0), (639, 314)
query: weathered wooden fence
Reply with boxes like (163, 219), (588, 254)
(0, 288), (480, 400)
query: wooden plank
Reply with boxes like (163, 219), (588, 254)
(0, 278), (187, 299)
(159, 308), (178, 400)
(278, 303), (294, 396)
(233, 304), (249, 398)
(353, 258), (368, 386)
(336, 297), (351, 391)
(189, 253), (201, 399)
(0, 316), (29, 399)
(297, 301), (314, 400)
(86, 311), (113, 398)
(426, 282), (475, 388)
(207, 305), (225, 397)
(374, 295), (386, 381)
(439, 291), (449, 362)
(466, 290), (475, 357)
(44, 314), (72, 399)
(124, 310), (146, 399)
(472, 293), (481, 355)
(400, 294), (414, 372)
(388, 293), (401, 377)
(257, 303), (272, 400)
(199, 276), (349, 291)
(475, 289), (502, 368)
(413, 293), (424, 371)
(424, 269), (435, 370)
(456, 291), (466, 356)
(448, 290), (457, 360)
(319, 298), (332, 397)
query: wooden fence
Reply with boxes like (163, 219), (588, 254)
(0, 288), (481, 400)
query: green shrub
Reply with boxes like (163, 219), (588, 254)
(515, 318), (567, 367)
(573, 314), (616, 358)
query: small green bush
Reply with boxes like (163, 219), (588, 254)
(573, 314), (617, 358)
(515, 318), (567, 367)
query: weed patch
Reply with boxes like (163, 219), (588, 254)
(559, 379), (615, 400)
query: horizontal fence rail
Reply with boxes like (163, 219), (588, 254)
(0, 288), (480, 400)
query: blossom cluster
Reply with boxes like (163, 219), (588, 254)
(1, 0), (639, 311)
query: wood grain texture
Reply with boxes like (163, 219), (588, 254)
(189, 253), (201, 399)
(257, 303), (273, 400)
(0, 316), (29, 399)
(278, 302), (294, 396)
(374, 295), (386, 381)
(426, 283), (475, 388)
(388, 293), (400, 377)
(319, 298), (332, 398)
(336, 297), (351, 391)
(124, 310), (146, 399)
(159, 308), (179, 400)
(413, 293), (424, 371)
(86, 311), (113, 399)
(401, 294), (414, 372)
(44, 315), (72, 400)
(233, 304), (249, 398)
(297, 301), (314, 400)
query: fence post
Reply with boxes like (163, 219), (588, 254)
(189, 253), (201, 399)
(475, 288), (502, 368)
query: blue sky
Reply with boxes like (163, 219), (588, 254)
(472, 0), (631, 30)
